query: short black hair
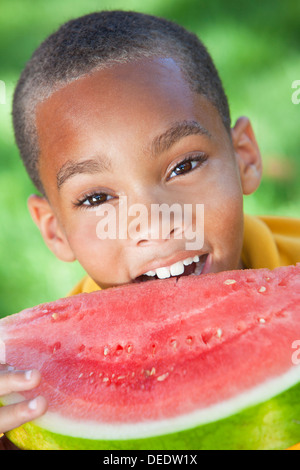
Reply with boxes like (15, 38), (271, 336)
(13, 10), (231, 195)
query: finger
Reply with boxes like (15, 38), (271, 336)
(0, 395), (48, 434)
(0, 369), (42, 396)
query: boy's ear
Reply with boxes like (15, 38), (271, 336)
(27, 194), (76, 262)
(231, 116), (262, 195)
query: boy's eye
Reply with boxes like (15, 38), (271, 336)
(168, 154), (208, 180)
(74, 193), (114, 208)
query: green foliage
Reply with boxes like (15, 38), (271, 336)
(0, 0), (299, 316)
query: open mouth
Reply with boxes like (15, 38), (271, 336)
(133, 253), (209, 283)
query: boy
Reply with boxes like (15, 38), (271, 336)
(0, 10), (299, 449)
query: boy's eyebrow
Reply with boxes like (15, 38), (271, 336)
(57, 158), (111, 189)
(56, 120), (211, 189)
(150, 120), (212, 158)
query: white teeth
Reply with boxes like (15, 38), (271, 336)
(141, 254), (204, 279)
(170, 261), (185, 276)
(156, 267), (171, 279)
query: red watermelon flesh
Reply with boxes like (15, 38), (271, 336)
(0, 264), (300, 449)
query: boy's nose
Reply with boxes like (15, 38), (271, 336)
(133, 221), (185, 247)
(125, 194), (186, 247)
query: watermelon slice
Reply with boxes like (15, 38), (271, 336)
(0, 265), (300, 450)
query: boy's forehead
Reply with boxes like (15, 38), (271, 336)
(35, 58), (226, 195)
(36, 58), (194, 133)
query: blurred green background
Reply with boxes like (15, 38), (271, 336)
(0, 0), (299, 317)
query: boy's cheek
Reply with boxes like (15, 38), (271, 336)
(66, 220), (123, 280)
(203, 186), (244, 270)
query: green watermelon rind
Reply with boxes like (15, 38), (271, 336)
(3, 380), (300, 450)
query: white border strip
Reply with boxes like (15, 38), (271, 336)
(3, 366), (300, 441)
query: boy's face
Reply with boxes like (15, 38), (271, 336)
(31, 58), (261, 288)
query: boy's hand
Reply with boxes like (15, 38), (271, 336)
(0, 365), (47, 434)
